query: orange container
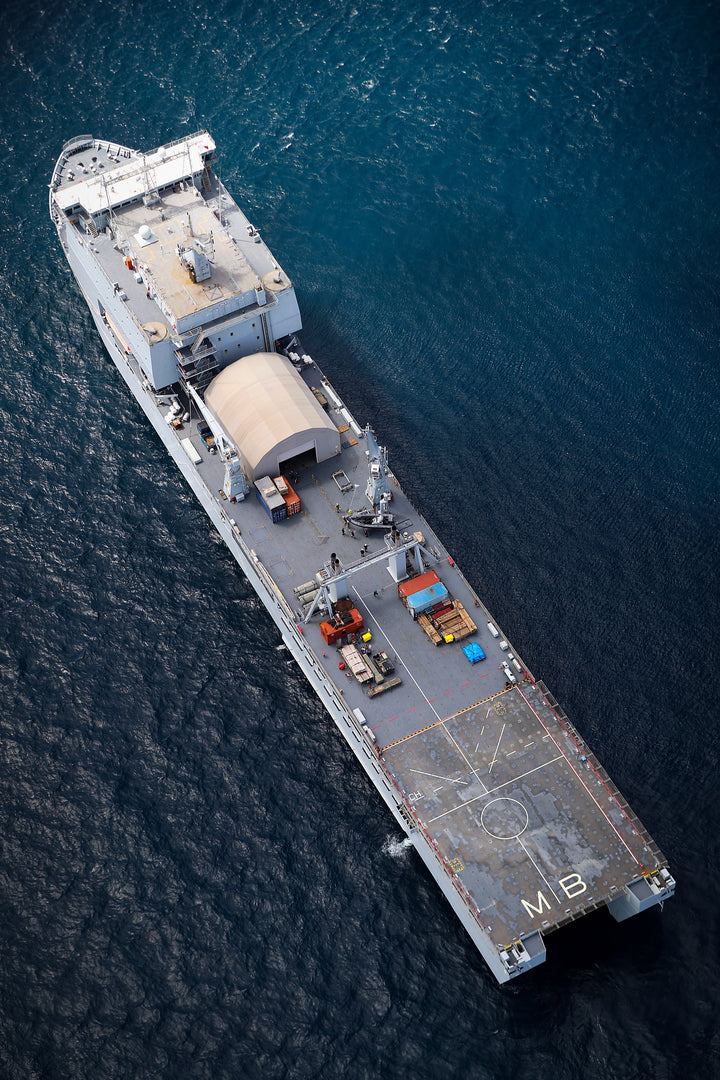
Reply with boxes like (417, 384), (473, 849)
(278, 475), (302, 516)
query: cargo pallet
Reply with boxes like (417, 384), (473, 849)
(418, 600), (477, 645)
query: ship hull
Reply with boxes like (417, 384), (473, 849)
(50, 133), (674, 984)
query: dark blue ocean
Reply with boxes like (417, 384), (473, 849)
(1, 0), (718, 1076)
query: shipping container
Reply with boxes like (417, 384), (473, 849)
(405, 581), (450, 617)
(255, 476), (287, 523)
(397, 569), (441, 602)
(276, 474), (301, 516)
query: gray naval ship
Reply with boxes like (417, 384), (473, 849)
(50, 131), (674, 984)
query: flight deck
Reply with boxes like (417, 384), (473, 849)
(382, 685), (659, 946)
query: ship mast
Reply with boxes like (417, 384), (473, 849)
(364, 425), (392, 511)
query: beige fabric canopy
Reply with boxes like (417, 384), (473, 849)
(205, 352), (340, 480)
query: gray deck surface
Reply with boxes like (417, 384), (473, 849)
(168, 384), (662, 949)
(382, 685), (652, 943)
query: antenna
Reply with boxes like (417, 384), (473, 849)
(217, 160), (223, 227)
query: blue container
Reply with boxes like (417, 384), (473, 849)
(406, 582), (449, 616)
(255, 479), (287, 523)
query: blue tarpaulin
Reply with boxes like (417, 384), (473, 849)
(463, 643), (486, 663)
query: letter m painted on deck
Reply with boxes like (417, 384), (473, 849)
(520, 891), (552, 919)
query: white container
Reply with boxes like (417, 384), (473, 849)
(499, 640), (509, 651)
(181, 437), (201, 465)
(511, 658), (522, 673)
(487, 622), (499, 638)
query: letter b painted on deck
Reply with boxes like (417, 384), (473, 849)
(559, 873), (587, 898)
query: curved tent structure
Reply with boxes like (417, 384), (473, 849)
(204, 352), (340, 481)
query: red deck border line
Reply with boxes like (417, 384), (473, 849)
(530, 686), (655, 856)
(517, 686), (646, 868)
(384, 675), (489, 733)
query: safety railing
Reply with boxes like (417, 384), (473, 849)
(60, 134), (94, 154)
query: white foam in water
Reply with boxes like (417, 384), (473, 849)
(383, 835), (414, 858)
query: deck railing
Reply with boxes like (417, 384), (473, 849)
(60, 134), (94, 154)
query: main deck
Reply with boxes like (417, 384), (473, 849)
(152, 368), (666, 953)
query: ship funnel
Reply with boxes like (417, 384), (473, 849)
(178, 243), (211, 283)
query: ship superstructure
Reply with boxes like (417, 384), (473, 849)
(50, 132), (674, 983)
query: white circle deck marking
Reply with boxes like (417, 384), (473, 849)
(481, 797), (529, 840)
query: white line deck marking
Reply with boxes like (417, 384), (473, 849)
(518, 837), (561, 902)
(410, 768), (468, 786)
(488, 723), (506, 774)
(428, 755), (564, 823)
(441, 723), (488, 792)
(352, 585), (443, 726)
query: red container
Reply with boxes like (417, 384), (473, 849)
(397, 570), (441, 602)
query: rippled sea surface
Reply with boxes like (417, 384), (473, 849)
(1, 1), (718, 1077)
